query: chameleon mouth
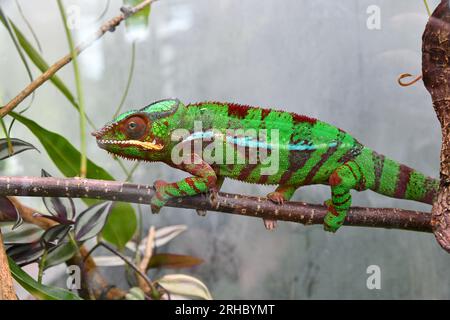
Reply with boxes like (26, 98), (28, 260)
(97, 139), (164, 151)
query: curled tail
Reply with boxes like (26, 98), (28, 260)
(360, 148), (439, 205)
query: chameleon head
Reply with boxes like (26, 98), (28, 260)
(92, 98), (183, 161)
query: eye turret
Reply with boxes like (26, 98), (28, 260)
(124, 116), (147, 139)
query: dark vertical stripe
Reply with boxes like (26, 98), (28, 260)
(394, 165), (413, 199)
(303, 145), (339, 185)
(372, 151), (385, 192)
(422, 177), (438, 204)
(279, 150), (314, 185)
(237, 163), (259, 181)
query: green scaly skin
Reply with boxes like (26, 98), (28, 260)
(92, 99), (439, 232)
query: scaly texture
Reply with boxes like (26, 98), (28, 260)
(93, 99), (438, 232)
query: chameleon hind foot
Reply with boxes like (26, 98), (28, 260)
(195, 190), (219, 217)
(195, 177), (223, 217)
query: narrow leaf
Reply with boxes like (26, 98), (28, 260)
(43, 241), (77, 269)
(41, 170), (76, 221)
(75, 202), (111, 242)
(157, 274), (212, 300)
(0, 196), (23, 229)
(147, 253), (203, 270)
(93, 255), (125, 267)
(7, 242), (45, 266)
(10, 112), (137, 248)
(0, 138), (38, 160)
(41, 224), (71, 248)
(8, 20), (79, 109)
(2, 223), (44, 244)
(155, 225), (187, 248)
(8, 257), (82, 300)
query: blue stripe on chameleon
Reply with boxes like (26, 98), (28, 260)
(182, 131), (338, 151)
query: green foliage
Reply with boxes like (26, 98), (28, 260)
(124, 0), (151, 32)
(10, 112), (137, 249)
(8, 257), (82, 300)
(7, 20), (78, 110)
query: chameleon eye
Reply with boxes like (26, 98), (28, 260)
(125, 116), (147, 139)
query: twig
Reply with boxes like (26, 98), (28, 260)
(0, 0), (158, 118)
(0, 176), (432, 232)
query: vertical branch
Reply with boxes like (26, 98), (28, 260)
(422, 0), (450, 252)
(0, 231), (17, 300)
(57, 0), (87, 177)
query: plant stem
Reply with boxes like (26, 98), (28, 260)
(423, 0), (431, 16)
(37, 248), (48, 284)
(113, 41), (136, 119)
(126, 162), (140, 182)
(57, 0), (87, 178)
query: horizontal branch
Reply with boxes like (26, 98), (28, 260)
(0, 176), (432, 232)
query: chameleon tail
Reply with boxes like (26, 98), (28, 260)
(362, 149), (439, 205)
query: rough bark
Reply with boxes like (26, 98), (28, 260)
(422, 0), (450, 252)
(0, 176), (432, 233)
(0, 231), (17, 300)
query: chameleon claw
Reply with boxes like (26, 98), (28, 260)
(263, 219), (277, 230)
(267, 192), (285, 205)
(196, 209), (207, 216)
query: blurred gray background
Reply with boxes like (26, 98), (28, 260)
(1, 0), (449, 299)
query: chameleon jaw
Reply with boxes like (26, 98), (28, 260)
(97, 139), (164, 151)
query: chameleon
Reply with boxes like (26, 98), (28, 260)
(92, 98), (439, 232)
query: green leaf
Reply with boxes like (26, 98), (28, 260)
(101, 202), (137, 249)
(123, 0), (151, 34)
(10, 112), (137, 249)
(147, 253), (204, 270)
(6, 20), (79, 110)
(8, 256), (82, 300)
(43, 241), (77, 270)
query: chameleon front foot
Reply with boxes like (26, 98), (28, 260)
(263, 191), (287, 230)
(150, 180), (171, 214)
(323, 200), (345, 233)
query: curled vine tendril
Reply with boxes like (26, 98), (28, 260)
(397, 73), (423, 87)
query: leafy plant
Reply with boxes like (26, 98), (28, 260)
(0, 1), (211, 301)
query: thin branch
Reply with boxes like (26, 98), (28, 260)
(0, 0), (158, 118)
(0, 176), (432, 233)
